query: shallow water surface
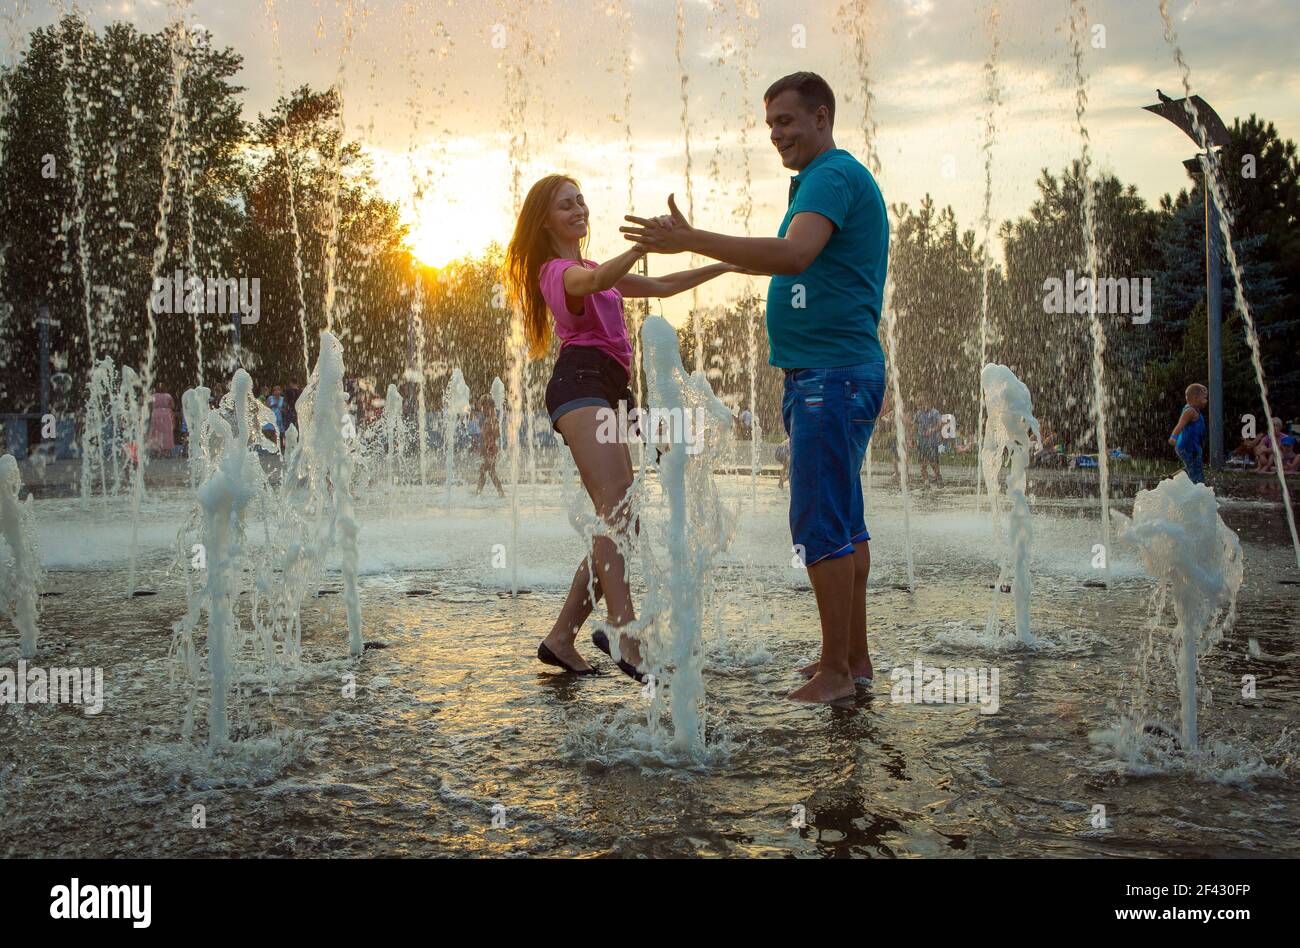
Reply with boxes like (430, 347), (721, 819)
(2, 475), (1297, 857)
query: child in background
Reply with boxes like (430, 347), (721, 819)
(266, 385), (286, 450)
(913, 392), (943, 487)
(776, 438), (791, 489)
(476, 395), (505, 497)
(1168, 383), (1208, 484)
(1256, 417), (1295, 474)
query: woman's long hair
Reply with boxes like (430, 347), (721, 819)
(505, 174), (586, 359)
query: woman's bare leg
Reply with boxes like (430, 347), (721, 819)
(554, 406), (641, 668)
(539, 558), (603, 671)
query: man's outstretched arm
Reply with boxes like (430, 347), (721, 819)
(621, 193), (833, 276)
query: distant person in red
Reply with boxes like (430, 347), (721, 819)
(146, 391), (175, 458)
(476, 395), (505, 498)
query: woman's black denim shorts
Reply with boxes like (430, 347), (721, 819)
(545, 345), (636, 436)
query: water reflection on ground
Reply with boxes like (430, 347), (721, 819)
(2, 475), (1297, 857)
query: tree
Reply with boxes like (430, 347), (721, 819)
(0, 15), (245, 409)
(240, 85), (411, 394)
(998, 163), (1161, 452)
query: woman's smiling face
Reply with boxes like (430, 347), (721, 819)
(546, 181), (589, 246)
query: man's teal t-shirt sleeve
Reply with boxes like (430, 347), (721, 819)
(792, 165), (853, 230)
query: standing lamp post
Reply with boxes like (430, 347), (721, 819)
(1144, 91), (1231, 469)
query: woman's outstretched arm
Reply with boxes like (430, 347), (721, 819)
(615, 262), (747, 299)
(562, 247), (647, 298)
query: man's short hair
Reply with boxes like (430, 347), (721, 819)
(764, 72), (835, 128)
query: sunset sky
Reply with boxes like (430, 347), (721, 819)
(12, 0), (1300, 320)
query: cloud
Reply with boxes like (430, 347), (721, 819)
(12, 0), (1298, 317)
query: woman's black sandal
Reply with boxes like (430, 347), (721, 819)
(537, 642), (599, 675)
(590, 630), (648, 684)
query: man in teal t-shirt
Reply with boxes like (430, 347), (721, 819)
(766, 144), (888, 369)
(622, 71), (889, 705)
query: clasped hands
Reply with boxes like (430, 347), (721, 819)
(621, 193), (762, 276)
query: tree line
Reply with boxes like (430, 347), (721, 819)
(2, 15), (1296, 458)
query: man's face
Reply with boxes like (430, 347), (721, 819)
(765, 90), (827, 171)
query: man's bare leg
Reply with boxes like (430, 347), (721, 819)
(799, 543), (872, 681)
(788, 553), (856, 703)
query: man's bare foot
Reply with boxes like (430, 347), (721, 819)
(539, 632), (594, 673)
(788, 670), (856, 703)
(799, 658), (873, 681)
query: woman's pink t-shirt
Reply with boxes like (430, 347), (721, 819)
(538, 258), (633, 371)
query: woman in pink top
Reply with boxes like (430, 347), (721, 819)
(505, 174), (739, 680)
(146, 391), (175, 458)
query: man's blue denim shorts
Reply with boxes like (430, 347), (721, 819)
(781, 362), (887, 566)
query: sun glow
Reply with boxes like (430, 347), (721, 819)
(404, 201), (504, 269)
(375, 141), (514, 269)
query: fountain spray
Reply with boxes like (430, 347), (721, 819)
(0, 454), (43, 659)
(980, 364), (1039, 646)
(640, 316), (736, 758)
(673, 0), (702, 373)
(841, 0), (915, 591)
(300, 332), (364, 656)
(57, 13), (96, 367)
(180, 384), (211, 488)
(1113, 474), (1243, 752)
(730, 0), (760, 510)
(79, 357), (116, 507)
(974, 1), (1001, 512)
(382, 383), (404, 493)
(320, 0), (357, 338)
(442, 369), (470, 508)
(1069, 0), (1113, 586)
(127, 5), (190, 596)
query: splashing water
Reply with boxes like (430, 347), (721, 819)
(980, 363), (1040, 645)
(1112, 473), (1243, 753)
(58, 15), (96, 366)
(840, 0), (915, 590)
(412, 278), (430, 486)
(974, 1), (1001, 513)
(498, 2), (534, 597)
(230, 340), (366, 673)
(729, 0), (761, 508)
(634, 315), (737, 760)
(112, 365), (144, 500)
(381, 383), (404, 493)
(171, 367), (270, 747)
(1070, 0), (1113, 585)
(672, 0), (702, 372)
(0, 454), (43, 659)
(79, 356), (117, 506)
(127, 5), (190, 595)
(263, 0), (311, 381)
(297, 332), (364, 657)
(172, 404), (257, 748)
(489, 377), (505, 432)
(319, 0), (357, 338)
(442, 368), (470, 508)
(180, 385), (211, 488)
